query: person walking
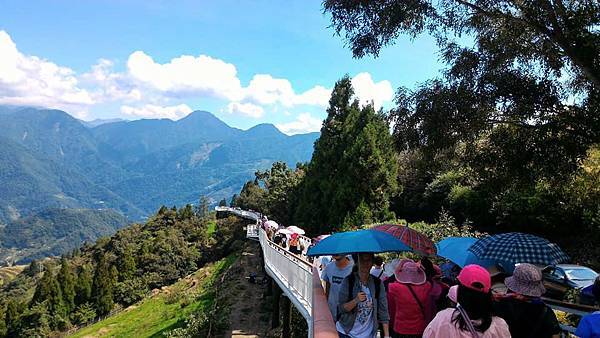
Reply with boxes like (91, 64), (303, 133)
(322, 254), (354, 319)
(336, 252), (390, 338)
(387, 260), (432, 338)
(493, 263), (560, 338)
(423, 264), (511, 337)
(576, 276), (600, 338)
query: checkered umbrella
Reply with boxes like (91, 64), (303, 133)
(468, 232), (569, 266)
(371, 224), (436, 256)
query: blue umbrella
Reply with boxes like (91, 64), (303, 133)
(468, 232), (569, 266)
(307, 229), (412, 257)
(436, 237), (505, 270)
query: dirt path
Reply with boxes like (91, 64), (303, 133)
(221, 241), (272, 338)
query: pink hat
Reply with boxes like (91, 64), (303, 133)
(447, 285), (458, 303)
(458, 264), (491, 293)
(394, 260), (426, 285)
(291, 233), (299, 240)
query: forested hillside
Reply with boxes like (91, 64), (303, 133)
(0, 204), (245, 337)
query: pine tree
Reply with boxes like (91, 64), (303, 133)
(57, 258), (76, 313)
(75, 265), (93, 305)
(31, 265), (66, 319)
(92, 256), (115, 315)
(5, 300), (19, 336)
(294, 76), (398, 233)
(218, 198), (227, 207)
(119, 248), (137, 281)
(0, 304), (7, 337)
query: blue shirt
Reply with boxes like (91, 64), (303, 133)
(576, 312), (600, 338)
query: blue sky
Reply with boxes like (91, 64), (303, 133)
(0, 0), (444, 133)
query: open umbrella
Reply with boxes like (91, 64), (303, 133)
(371, 224), (436, 256)
(468, 232), (569, 266)
(436, 237), (502, 268)
(307, 229), (411, 257)
(264, 220), (279, 229)
(286, 225), (305, 235)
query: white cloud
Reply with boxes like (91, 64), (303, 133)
(292, 85), (331, 107)
(276, 113), (323, 135)
(127, 51), (244, 101)
(351, 72), (394, 110)
(242, 74), (331, 108)
(81, 59), (142, 102)
(120, 103), (192, 120)
(0, 30), (94, 111)
(226, 102), (264, 118)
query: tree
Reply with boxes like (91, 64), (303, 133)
(255, 162), (305, 225)
(57, 258), (76, 313)
(324, 0), (600, 89)
(235, 180), (266, 212)
(218, 198), (227, 207)
(31, 265), (66, 318)
(230, 194), (238, 207)
(196, 196), (210, 219)
(119, 247), (137, 281)
(92, 255), (116, 315)
(75, 265), (93, 306)
(0, 304), (6, 337)
(294, 76), (399, 234)
(5, 300), (19, 336)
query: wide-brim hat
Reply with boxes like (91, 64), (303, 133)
(505, 263), (546, 297)
(394, 260), (426, 285)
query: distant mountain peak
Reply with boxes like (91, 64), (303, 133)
(244, 123), (284, 138)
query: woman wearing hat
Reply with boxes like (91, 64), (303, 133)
(387, 260), (433, 337)
(423, 264), (510, 337)
(493, 263), (561, 338)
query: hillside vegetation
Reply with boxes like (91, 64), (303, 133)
(0, 204), (245, 337)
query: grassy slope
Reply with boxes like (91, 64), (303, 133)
(69, 254), (237, 338)
(0, 265), (26, 287)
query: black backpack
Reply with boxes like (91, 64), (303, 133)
(347, 273), (381, 302)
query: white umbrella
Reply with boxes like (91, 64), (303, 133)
(286, 225), (305, 235)
(265, 220), (279, 229)
(276, 228), (294, 236)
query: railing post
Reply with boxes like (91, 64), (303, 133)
(272, 282), (281, 329)
(282, 295), (291, 338)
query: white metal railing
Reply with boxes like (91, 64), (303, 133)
(216, 206), (313, 320)
(246, 223), (259, 239)
(259, 228), (313, 320)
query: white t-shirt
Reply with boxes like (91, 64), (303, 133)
(322, 260), (354, 319)
(335, 283), (375, 338)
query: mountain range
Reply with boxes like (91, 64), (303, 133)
(0, 106), (319, 263)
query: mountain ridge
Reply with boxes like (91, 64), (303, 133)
(0, 105), (319, 263)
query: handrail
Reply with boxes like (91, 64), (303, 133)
(311, 266), (338, 338)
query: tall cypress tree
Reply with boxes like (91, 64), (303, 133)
(0, 304), (7, 337)
(119, 248), (137, 281)
(92, 256), (115, 315)
(31, 265), (66, 318)
(294, 76), (398, 233)
(57, 258), (76, 313)
(75, 265), (93, 305)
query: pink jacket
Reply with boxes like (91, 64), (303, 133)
(387, 281), (433, 335)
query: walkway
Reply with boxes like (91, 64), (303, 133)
(215, 207), (337, 338)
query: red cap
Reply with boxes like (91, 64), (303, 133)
(458, 264), (491, 293)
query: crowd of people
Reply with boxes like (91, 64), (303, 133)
(318, 253), (600, 338)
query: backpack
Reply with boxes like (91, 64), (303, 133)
(347, 273), (381, 302)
